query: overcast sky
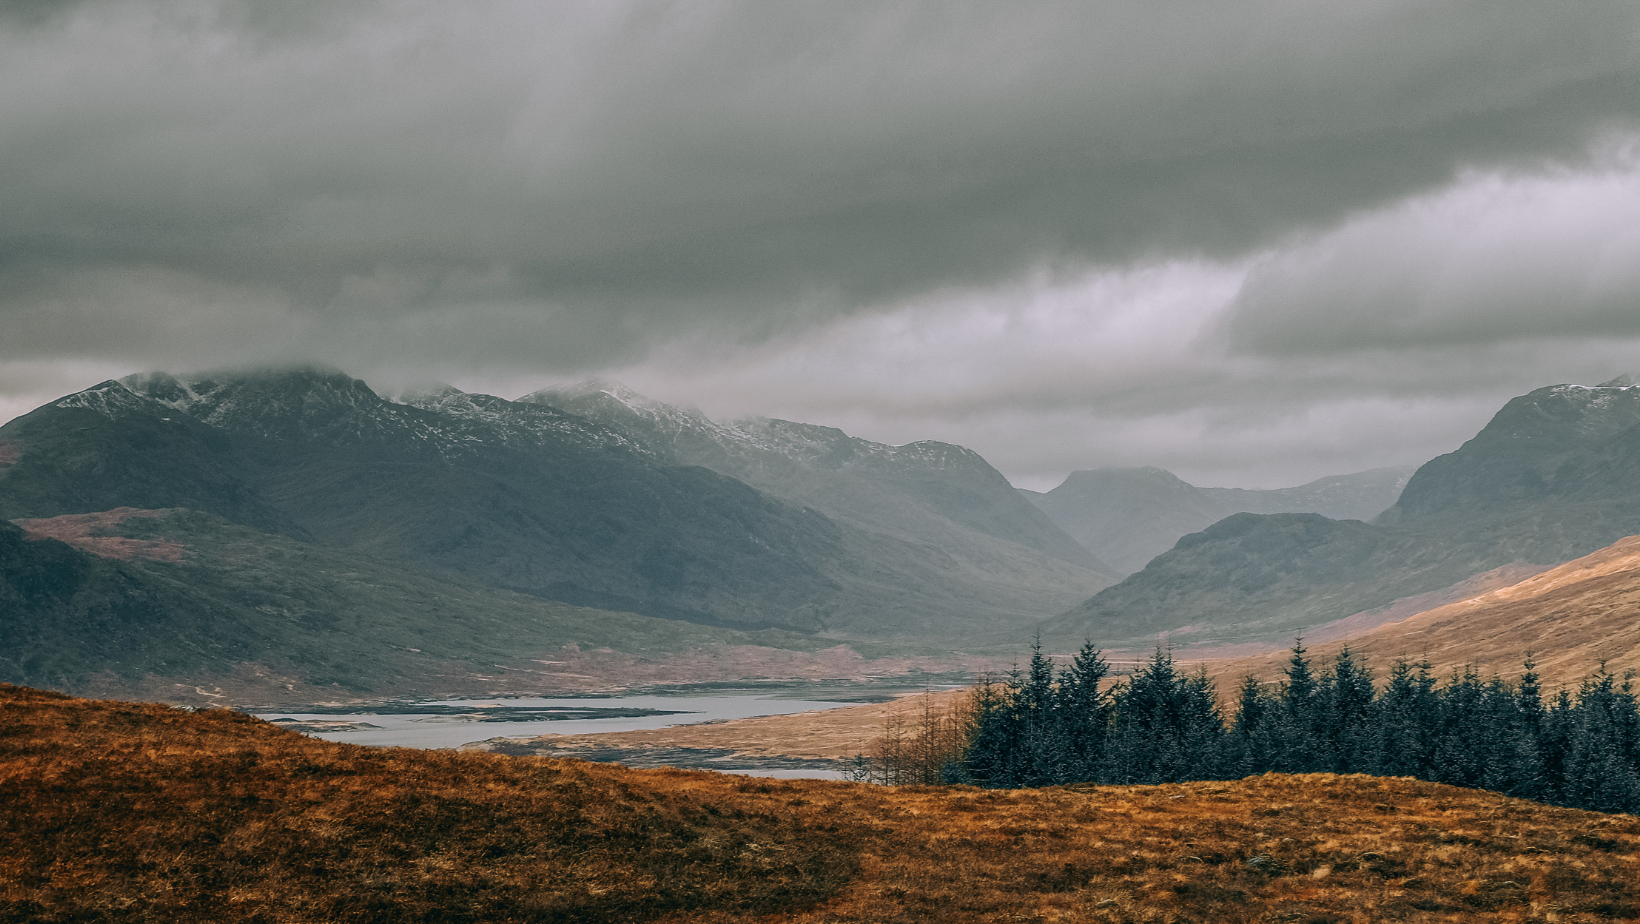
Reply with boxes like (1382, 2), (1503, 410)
(5, 1), (1640, 489)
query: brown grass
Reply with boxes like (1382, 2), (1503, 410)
(488, 688), (974, 762)
(0, 684), (859, 923)
(0, 442), (19, 470)
(6, 684), (1640, 922)
(1213, 534), (1640, 689)
(12, 507), (187, 562)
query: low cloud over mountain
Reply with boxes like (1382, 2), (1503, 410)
(5, 4), (1640, 487)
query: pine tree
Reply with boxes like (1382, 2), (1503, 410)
(1374, 658), (1435, 778)
(957, 672), (1020, 788)
(1105, 648), (1224, 784)
(1019, 637), (1061, 785)
(1316, 646), (1375, 773)
(1562, 668), (1640, 814)
(1055, 641), (1111, 784)
(1228, 674), (1277, 776)
(1274, 639), (1322, 772)
(1431, 666), (1486, 788)
(1539, 685), (1576, 805)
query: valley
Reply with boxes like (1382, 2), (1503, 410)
(8, 369), (1640, 742)
(11, 13), (1640, 923)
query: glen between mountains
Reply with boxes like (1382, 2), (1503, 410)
(5, 368), (1640, 698)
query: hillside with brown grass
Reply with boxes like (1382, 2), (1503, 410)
(14, 508), (187, 562)
(1213, 534), (1640, 689)
(6, 684), (1640, 923)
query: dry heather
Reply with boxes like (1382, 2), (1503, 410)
(12, 507), (186, 562)
(4, 683), (1640, 923)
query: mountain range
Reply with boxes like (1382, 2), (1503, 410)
(1046, 378), (1640, 647)
(9, 367), (1640, 694)
(1020, 464), (1414, 577)
(0, 368), (1114, 696)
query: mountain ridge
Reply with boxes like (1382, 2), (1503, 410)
(1047, 380), (1640, 647)
(0, 367), (1112, 642)
(1024, 463), (1415, 577)
(526, 381), (1108, 574)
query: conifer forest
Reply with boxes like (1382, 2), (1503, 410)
(852, 642), (1640, 816)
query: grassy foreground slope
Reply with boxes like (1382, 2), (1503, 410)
(6, 685), (1640, 923)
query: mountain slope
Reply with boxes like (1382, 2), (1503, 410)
(1042, 513), (1438, 644)
(1047, 379), (1640, 646)
(0, 370), (856, 633)
(1, 508), (819, 697)
(0, 368), (1108, 639)
(523, 381), (1107, 572)
(1383, 380), (1640, 524)
(1212, 532), (1640, 688)
(0, 381), (302, 536)
(1025, 464), (1415, 578)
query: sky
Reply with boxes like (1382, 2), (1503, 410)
(5, 2), (1640, 490)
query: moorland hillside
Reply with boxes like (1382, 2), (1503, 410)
(5, 684), (1640, 923)
(1211, 532), (1640, 688)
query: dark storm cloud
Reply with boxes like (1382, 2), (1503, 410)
(5, 0), (1640, 371)
(8, 1), (1640, 487)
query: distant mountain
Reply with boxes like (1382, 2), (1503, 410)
(1, 507), (789, 697)
(1040, 512), (1490, 645)
(1, 369), (843, 633)
(1024, 464), (1415, 577)
(0, 368), (1110, 641)
(1198, 465), (1416, 521)
(1021, 467), (1230, 576)
(526, 381), (1109, 570)
(1046, 379), (1640, 646)
(1382, 380), (1640, 526)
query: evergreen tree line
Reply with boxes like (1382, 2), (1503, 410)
(883, 641), (1640, 814)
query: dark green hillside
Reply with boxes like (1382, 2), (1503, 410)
(1384, 381), (1640, 524)
(1, 517), (231, 685)
(0, 368), (1103, 639)
(254, 451), (847, 631)
(0, 385), (298, 535)
(1042, 514), (1443, 644)
(0, 509), (811, 695)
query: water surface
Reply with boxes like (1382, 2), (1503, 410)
(255, 693), (860, 752)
